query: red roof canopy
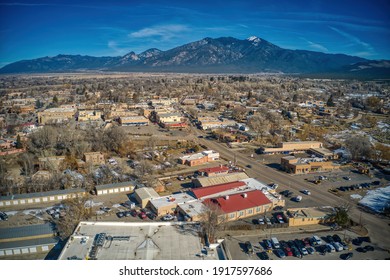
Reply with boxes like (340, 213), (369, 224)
(203, 190), (271, 213)
(192, 181), (246, 199)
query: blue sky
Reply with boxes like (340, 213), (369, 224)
(0, 0), (389, 67)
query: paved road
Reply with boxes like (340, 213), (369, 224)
(193, 129), (390, 249)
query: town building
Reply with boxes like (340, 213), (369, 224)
(260, 141), (323, 154)
(179, 150), (220, 167)
(0, 188), (86, 208)
(0, 223), (58, 257)
(134, 187), (160, 208)
(285, 207), (334, 227)
(203, 190), (273, 222)
(198, 165), (229, 177)
(281, 156), (340, 174)
(58, 222), (223, 260)
(119, 116), (149, 126)
(77, 110), (103, 122)
(38, 107), (76, 125)
(83, 152), (105, 166)
(192, 172), (249, 188)
(95, 181), (135, 196)
(147, 193), (196, 216)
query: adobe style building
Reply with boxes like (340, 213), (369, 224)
(281, 156), (340, 174)
(285, 207), (334, 227)
(77, 110), (102, 122)
(38, 107), (76, 125)
(179, 150), (219, 167)
(260, 141), (323, 154)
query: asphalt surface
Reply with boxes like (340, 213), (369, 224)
(192, 128), (390, 249)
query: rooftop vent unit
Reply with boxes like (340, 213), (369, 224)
(224, 195), (229, 200)
(242, 193), (247, 198)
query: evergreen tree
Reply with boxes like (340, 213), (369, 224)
(15, 134), (23, 149)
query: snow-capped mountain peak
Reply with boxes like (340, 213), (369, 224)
(247, 36), (261, 45)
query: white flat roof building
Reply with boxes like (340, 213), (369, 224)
(58, 221), (222, 260)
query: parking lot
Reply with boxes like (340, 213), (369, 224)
(225, 230), (390, 260)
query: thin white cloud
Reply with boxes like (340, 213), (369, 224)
(301, 38), (328, 52)
(108, 41), (128, 56)
(329, 26), (375, 56)
(129, 24), (189, 41)
(0, 2), (50, 6)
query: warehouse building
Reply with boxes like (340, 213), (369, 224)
(0, 188), (86, 208)
(260, 141), (323, 154)
(0, 223), (58, 258)
(95, 181), (135, 196)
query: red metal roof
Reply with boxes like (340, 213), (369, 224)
(191, 181), (246, 199)
(203, 190), (271, 213)
(198, 165), (229, 174)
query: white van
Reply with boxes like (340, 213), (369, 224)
(332, 242), (344, 252)
(271, 237), (280, 249)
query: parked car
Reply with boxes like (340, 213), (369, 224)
(293, 196), (302, 202)
(258, 251), (269, 260)
(245, 241), (254, 254)
(326, 244), (336, 253)
(333, 234), (342, 243)
(258, 218), (265, 225)
(343, 176), (352, 181)
(307, 247), (315, 255)
(116, 212), (124, 218)
(263, 239), (272, 250)
(130, 210), (138, 217)
(284, 247), (293, 257)
(139, 212), (147, 219)
(292, 247), (302, 258)
(341, 252), (353, 260)
(300, 247), (308, 255)
(264, 217), (271, 225)
(274, 249), (286, 258)
(364, 245), (374, 251)
(162, 214), (175, 221)
(356, 247), (367, 253)
(100, 207), (111, 212)
(276, 215), (284, 223)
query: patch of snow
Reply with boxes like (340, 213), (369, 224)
(4, 211), (18, 216)
(359, 185), (390, 213)
(84, 200), (103, 208)
(112, 204), (122, 209)
(350, 194), (362, 200)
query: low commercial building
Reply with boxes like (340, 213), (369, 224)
(192, 172), (249, 188)
(38, 107), (76, 125)
(95, 181), (135, 196)
(58, 222), (222, 260)
(77, 110), (102, 122)
(147, 193), (196, 216)
(281, 156), (340, 174)
(308, 147), (339, 160)
(203, 190), (273, 222)
(179, 150), (220, 167)
(0, 223), (58, 258)
(119, 116), (149, 126)
(285, 207), (334, 227)
(134, 187), (160, 208)
(0, 188), (86, 208)
(260, 141), (323, 154)
(177, 200), (208, 221)
(198, 165), (229, 177)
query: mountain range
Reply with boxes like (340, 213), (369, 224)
(1, 36), (389, 78)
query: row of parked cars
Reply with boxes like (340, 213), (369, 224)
(116, 209), (156, 220)
(256, 214), (286, 225)
(337, 181), (380, 192)
(246, 233), (369, 260)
